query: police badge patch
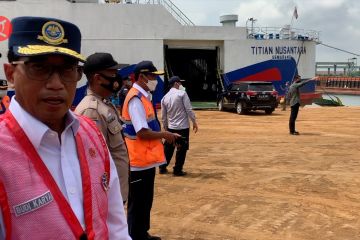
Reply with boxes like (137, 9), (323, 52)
(37, 21), (68, 45)
(101, 172), (110, 192)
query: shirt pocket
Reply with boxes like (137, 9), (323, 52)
(107, 120), (124, 149)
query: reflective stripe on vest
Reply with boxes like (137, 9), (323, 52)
(0, 111), (110, 240)
(122, 87), (165, 167)
(0, 96), (9, 115)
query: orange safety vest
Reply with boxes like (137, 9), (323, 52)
(122, 87), (165, 168)
(0, 96), (10, 114)
(0, 111), (110, 240)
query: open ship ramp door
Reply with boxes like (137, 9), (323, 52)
(164, 45), (223, 108)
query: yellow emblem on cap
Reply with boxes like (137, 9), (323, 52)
(37, 21), (68, 45)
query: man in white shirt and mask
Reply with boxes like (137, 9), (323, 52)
(159, 76), (198, 176)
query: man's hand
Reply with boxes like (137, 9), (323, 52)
(193, 122), (198, 133)
(163, 131), (181, 144)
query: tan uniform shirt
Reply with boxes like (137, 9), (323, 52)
(75, 89), (129, 202)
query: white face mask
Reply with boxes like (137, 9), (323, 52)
(179, 85), (186, 91)
(0, 90), (7, 98)
(146, 80), (158, 92)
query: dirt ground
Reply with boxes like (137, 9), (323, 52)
(150, 106), (360, 240)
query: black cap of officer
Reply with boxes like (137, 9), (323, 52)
(83, 52), (128, 75)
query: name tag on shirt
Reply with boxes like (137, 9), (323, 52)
(13, 191), (54, 217)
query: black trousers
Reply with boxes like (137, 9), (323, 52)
(127, 167), (156, 240)
(289, 103), (300, 133)
(162, 128), (189, 173)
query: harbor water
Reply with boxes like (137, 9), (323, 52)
(321, 94), (360, 106)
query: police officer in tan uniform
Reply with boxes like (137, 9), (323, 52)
(75, 52), (130, 202)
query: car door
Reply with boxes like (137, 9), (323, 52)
(222, 85), (233, 108)
(227, 84), (241, 106)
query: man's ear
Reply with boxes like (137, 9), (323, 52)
(93, 73), (103, 86)
(3, 63), (15, 85)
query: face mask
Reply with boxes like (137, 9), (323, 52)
(0, 90), (7, 98)
(179, 85), (186, 91)
(146, 80), (158, 92)
(99, 74), (122, 93)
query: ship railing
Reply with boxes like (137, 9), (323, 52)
(316, 76), (360, 89)
(246, 26), (319, 42)
(131, 0), (195, 26)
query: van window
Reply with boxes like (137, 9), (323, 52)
(248, 84), (273, 91)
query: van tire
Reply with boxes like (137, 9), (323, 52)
(218, 98), (224, 111)
(265, 108), (275, 114)
(236, 102), (246, 115)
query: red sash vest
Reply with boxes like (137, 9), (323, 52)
(0, 111), (110, 240)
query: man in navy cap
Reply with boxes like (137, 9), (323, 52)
(122, 60), (180, 240)
(160, 76), (198, 176)
(0, 16), (130, 239)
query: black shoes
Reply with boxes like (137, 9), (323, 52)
(159, 167), (168, 174)
(146, 233), (161, 240)
(173, 170), (187, 176)
(290, 131), (300, 135)
(160, 167), (187, 176)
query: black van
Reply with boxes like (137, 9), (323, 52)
(218, 81), (278, 114)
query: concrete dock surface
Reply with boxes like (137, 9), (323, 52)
(151, 106), (360, 240)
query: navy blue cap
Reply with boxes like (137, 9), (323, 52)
(9, 16), (85, 62)
(168, 76), (185, 85)
(134, 60), (164, 75)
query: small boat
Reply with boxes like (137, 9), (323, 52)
(313, 95), (344, 106)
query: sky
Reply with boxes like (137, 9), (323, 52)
(170, 0), (360, 64)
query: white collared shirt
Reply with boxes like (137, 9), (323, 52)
(0, 98), (131, 240)
(161, 87), (196, 130)
(128, 83), (165, 171)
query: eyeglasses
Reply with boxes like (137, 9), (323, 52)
(12, 61), (83, 83)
